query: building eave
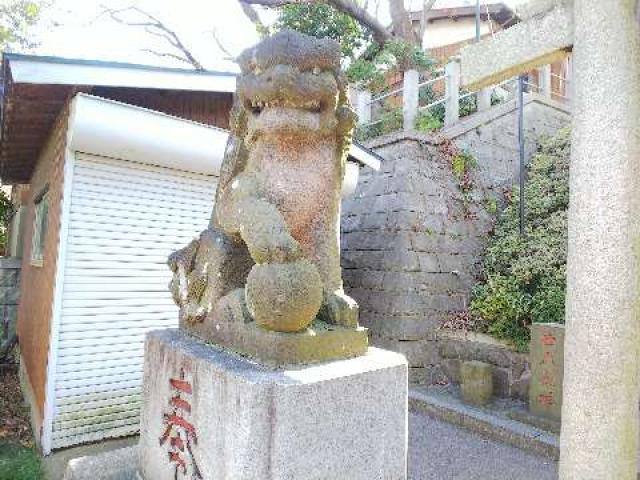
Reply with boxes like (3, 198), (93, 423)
(4, 53), (238, 93)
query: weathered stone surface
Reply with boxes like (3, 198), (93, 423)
(139, 329), (408, 480)
(529, 323), (564, 421)
(342, 99), (569, 386)
(438, 332), (529, 400)
(186, 316), (368, 368)
(0, 285), (19, 305)
(460, 1), (573, 90)
(63, 446), (138, 480)
(166, 30), (359, 348)
(460, 360), (493, 406)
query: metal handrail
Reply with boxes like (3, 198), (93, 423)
(417, 74), (447, 89)
(418, 96), (447, 111)
(369, 86), (404, 104)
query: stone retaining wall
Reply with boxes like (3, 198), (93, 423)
(0, 257), (22, 354)
(438, 331), (529, 401)
(341, 95), (570, 394)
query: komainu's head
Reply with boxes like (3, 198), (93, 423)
(235, 30), (355, 145)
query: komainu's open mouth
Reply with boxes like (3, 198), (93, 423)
(247, 98), (323, 116)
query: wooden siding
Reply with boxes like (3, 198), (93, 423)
(1, 84), (232, 183)
(50, 153), (216, 449)
(16, 106), (69, 427)
(90, 87), (232, 129)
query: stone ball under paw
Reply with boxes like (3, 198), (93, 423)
(246, 259), (323, 332)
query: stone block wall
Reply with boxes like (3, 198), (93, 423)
(341, 95), (570, 395)
(438, 332), (530, 401)
(0, 257), (22, 354)
(342, 136), (494, 384)
(445, 94), (571, 193)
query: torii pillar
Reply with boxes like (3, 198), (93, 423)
(461, 1), (640, 478)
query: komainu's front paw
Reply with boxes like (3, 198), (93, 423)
(319, 290), (359, 328)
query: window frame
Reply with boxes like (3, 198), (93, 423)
(30, 188), (49, 267)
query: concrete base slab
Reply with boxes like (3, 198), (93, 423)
(186, 317), (369, 368)
(409, 385), (559, 459)
(138, 329), (408, 480)
(62, 446), (139, 480)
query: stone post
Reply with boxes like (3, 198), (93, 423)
(402, 69), (419, 131)
(354, 88), (372, 126)
(445, 59), (460, 127)
(559, 2), (640, 479)
(564, 55), (573, 102)
(538, 64), (552, 97)
(477, 87), (492, 112)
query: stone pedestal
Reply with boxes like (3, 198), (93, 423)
(139, 329), (408, 480)
(460, 360), (493, 407)
(529, 323), (564, 421)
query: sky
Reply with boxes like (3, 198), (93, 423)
(33, 0), (528, 72)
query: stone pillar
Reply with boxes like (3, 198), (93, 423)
(538, 64), (552, 97)
(354, 88), (372, 126)
(529, 323), (564, 421)
(477, 87), (492, 112)
(559, 2), (640, 479)
(445, 59), (460, 127)
(565, 55), (573, 102)
(402, 69), (419, 131)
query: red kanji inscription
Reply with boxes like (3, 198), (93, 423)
(537, 392), (554, 406)
(541, 334), (557, 346)
(160, 368), (202, 479)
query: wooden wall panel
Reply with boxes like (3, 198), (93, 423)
(16, 106), (69, 426)
(91, 88), (232, 129)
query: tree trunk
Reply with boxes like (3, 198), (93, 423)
(388, 0), (417, 44)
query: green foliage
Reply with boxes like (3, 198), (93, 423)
(346, 39), (434, 90)
(470, 128), (571, 350)
(376, 38), (433, 72)
(355, 106), (402, 141)
(0, 190), (13, 251)
(0, 1), (45, 52)
(274, 4), (370, 60)
(415, 110), (441, 133)
(418, 85), (477, 125)
(0, 443), (42, 480)
(345, 57), (385, 91)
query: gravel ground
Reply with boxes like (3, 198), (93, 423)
(408, 411), (558, 480)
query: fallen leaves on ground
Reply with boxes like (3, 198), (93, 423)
(0, 365), (33, 447)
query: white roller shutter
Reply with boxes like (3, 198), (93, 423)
(50, 153), (216, 449)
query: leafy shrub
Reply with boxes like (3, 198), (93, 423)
(415, 110), (441, 132)
(355, 106), (403, 141)
(469, 128), (571, 350)
(275, 4), (370, 60)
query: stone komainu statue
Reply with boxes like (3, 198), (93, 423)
(168, 30), (362, 345)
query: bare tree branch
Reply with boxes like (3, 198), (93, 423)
(140, 49), (200, 66)
(100, 5), (205, 70)
(211, 28), (235, 60)
(239, 2), (266, 30)
(420, 0), (437, 44)
(239, 0), (392, 46)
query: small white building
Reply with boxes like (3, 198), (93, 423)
(2, 54), (380, 453)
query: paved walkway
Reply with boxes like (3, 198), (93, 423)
(409, 412), (558, 480)
(45, 412), (558, 479)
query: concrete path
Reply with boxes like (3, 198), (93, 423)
(45, 412), (558, 479)
(408, 412), (558, 480)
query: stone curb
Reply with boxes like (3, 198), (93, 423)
(408, 387), (559, 460)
